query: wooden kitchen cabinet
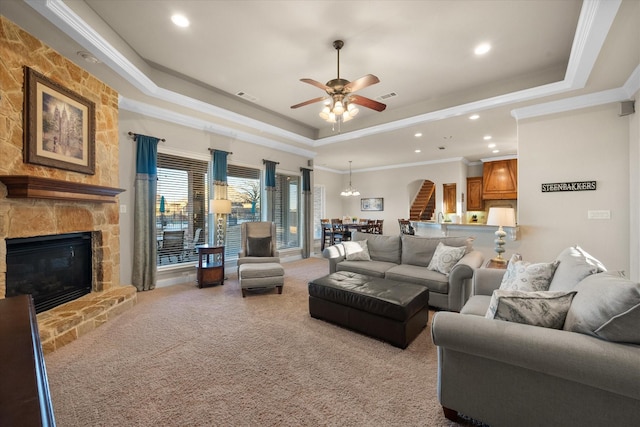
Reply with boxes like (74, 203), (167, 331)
(482, 159), (518, 199)
(443, 183), (457, 213)
(466, 177), (484, 211)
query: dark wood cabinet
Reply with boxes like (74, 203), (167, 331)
(443, 183), (457, 214)
(466, 177), (484, 211)
(482, 159), (518, 199)
(0, 295), (55, 426)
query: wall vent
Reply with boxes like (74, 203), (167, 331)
(236, 91), (259, 103)
(376, 92), (397, 101)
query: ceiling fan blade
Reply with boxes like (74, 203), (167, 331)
(290, 96), (327, 109)
(344, 74), (380, 93)
(300, 78), (331, 91)
(350, 95), (386, 112)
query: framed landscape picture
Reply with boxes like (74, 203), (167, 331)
(23, 67), (96, 175)
(361, 197), (384, 211)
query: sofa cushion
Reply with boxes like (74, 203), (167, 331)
(400, 235), (471, 267)
(343, 240), (371, 261)
(427, 242), (466, 275)
(385, 264), (449, 294)
(500, 254), (559, 292)
(336, 260), (396, 278)
(563, 272), (640, 344)
(352, 232), (401, 264)
(485, 289), (576, 329)
(549, 246), (605, 291)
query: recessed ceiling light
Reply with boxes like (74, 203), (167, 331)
(77, 50), (100, 64)
(483, 135), (492, 140)
(488, 143), (496, 148)
(474, 43), (491, 55)
(492, 149), (500, 153)
(171, 14), (190, 27)
(414, 132), (422, 137)
(469, 114), (480, 120)
(415, 149), (421, 153)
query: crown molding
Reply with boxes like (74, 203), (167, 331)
(119, 97), (317, 159)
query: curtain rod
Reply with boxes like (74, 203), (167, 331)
(263, 159), (280, 165)
(128, 131), (165, 142)
(208, 148), (233, 155)
(300, 167), (313, 171)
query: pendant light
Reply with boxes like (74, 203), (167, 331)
(340, 161), (360, 196)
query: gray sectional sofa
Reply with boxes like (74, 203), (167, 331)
(431, 246), (640, 426)
(322, 232), (484, 311)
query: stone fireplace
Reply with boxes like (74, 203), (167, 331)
(0, 17), (136, 353)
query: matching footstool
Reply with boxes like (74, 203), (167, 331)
(308, 271), (430, 348)
(239, 262), (284, 297)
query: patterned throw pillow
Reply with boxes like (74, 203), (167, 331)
(499, 254), (559, 292)
(485, 289), (577, 329)
(343, 240), (371, 261)
(427, 242), (466, 275)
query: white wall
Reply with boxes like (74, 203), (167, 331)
(517, 103), (631, 275)
(629, 93), (639, 280)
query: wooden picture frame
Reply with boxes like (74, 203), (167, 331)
(23, 67), (96, 175)
(361, 197), (384, 211)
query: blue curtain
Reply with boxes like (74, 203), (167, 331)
(132, 134), (159, 291)
(213, 150), (229, 185)
(301, 167), (312, 258)
(263, 160), (277, 222)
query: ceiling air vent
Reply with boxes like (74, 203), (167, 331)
(376, 92), (397, 101)
(235, 91), (259, 103)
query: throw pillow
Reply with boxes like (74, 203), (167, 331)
(246, 236), (272, 257)
(485, 289), (577, 329)
(343, 240), (371, 261)
(548, 245), (605, 291)
(427, 242), (466, 275)
(563, 272), (640, 344)
(499, 254), (559, 292)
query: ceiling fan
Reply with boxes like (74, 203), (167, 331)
(291, 40), (386, 123)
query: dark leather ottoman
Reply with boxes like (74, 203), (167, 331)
(308, 271), (430, 349)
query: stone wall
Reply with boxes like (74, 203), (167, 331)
(0, 16), (121, 298)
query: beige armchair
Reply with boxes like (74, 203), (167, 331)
(237, 222), (280, 267)
(236, 222), (284, 297)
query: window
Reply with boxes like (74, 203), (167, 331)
(275, 173), (300, 249)
(156, 153), (208, 266)
(225, 164), (261, 260)
(313, 185), (325, 240)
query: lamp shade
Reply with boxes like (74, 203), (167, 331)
(486, 207), (516, 227)
(210, 199), (232, 214)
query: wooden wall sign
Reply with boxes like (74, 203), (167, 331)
(541, 181), (596, 192)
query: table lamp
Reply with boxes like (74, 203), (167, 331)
(486, 207), (516, 263)
(210, 199), (232, 246)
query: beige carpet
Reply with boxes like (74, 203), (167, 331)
(44, 257), (475, 426)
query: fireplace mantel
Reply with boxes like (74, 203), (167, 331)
(0, 175), (125, 203)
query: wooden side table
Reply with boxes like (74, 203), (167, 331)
(196, 244), (225, 288)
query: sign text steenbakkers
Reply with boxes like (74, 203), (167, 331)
(541, 181), (597, 193)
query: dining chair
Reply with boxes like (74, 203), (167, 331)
(398, 219), (415, 235)
(374, 219), (384, 234)
(321, 219), (334, 250)
(331, 218), (348, 243)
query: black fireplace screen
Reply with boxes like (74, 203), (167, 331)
(6, 232), (92, 313)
